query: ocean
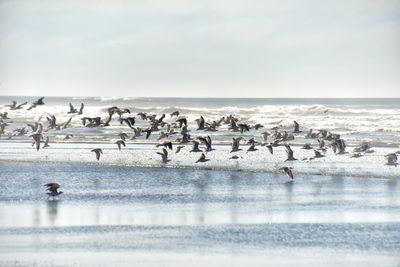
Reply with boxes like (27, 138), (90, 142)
(0, 96), (399, 266)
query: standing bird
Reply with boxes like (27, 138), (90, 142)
(91, 148), (103, 160)
(115, 140), (126, 151)
(279, 167), (294, 180)
(45, 183), (63, 198)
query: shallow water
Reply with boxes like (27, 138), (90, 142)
(0, 162), (399, 266)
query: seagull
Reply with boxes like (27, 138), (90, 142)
(91, 148), (103, 160)
(196, 116), (205, 130)
(196, 153), (209, 163)
(279, 167), (294, 180)
(239, 123), (250, 134)
(156, 148), (170, 163)
(115, 140), (126, 151)
(45, 183), (63, 198)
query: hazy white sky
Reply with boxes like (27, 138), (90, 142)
(0, 0), (399, 97)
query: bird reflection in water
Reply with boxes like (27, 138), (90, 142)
(46, 199), (59, 225)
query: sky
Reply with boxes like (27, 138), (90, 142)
(0, 0), (399, 98)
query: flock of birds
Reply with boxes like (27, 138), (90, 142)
(0, 97), (399, 199)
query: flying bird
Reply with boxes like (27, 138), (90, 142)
(115, 140), (126, 151)
(91, 148), (103, 160)
(279, 167), (294, 180)
(45, 183), (63, 198)
(156, 148), (170, 163)
(196, 153), (209, 163)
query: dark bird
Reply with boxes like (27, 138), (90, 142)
(254, 123), (264, 130)
(196, 116), (205, 130)
(197, 136), (213, 151)
(176, 117), (187, 128)
(284, 143), (297, 161)
(31, 133), (43, 151)
(27, 97), (45, 110)
(68, 103), (78, 114)
(247, 143), (258, 152)
(312, 149), (325, 159)
(190, 140), (202, 152)
(385, 153), (398, 166)
(170, 111), (179, 117)
(45, 183), (63, 198)
(196, 153), (209, 163)
(120, 117), (136, 129)
(293, 121), (301, 133)
(115, 140), (126, 151)
(239, 123), (250, 134)
(145, 128), (152, 139)
(231, 137), (243, 152)
(91, 148), (103, 160)
(156, 141), (173, 150)
(6, 101), (27, 110)
(265, 143), (273, 154)
(301, 143), (313, 150)
(118, 132), (129, 141)
(156, 148), (170, 163)
(279, 167), (294, 180)
(78, 103), (84, 115)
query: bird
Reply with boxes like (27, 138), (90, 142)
(78, 103), (84, 115)
(91, 148), (103, 160)
(115, 140), (126, 151)
(43, 136), (50, 148)
(385, 153), (398, 166)
(231, 137), (242, 152)
(284, 143), (297, 161)
(312, 149), (325, 159)
(27, 97), (45, 110)
(156, 148), (170, 163)
(68, 103), (78, 114)
(175, 145), (185, 153)
(170, 111), (179, 117)
(265, 143), (273, 154)
(197, 136), (213, 151)
(156, 141), (173, 150)
(31, 133), (43, 151)
(196, 153), (209, 163)
(238, 123), (250, 134)
(190, 140), (202, 152)
(293, 121), (301, 133)
(45, 183), (63, 198)
(196, 116), (205, 130)
(280, 167), (294, 180)
(247, 143), (258, 152)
